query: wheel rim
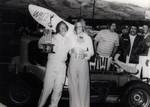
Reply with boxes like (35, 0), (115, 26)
(9, 81), (31, 105)
(128, 89), (150, 107)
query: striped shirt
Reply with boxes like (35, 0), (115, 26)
(95, 29), (119, 56)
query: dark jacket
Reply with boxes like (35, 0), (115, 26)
(117, 34), (143, 64)
(135, 34), (150, 56)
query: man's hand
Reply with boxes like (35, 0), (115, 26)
(43, 29), (51, 36)
(114, 54), (120, 61)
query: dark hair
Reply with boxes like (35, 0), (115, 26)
(56, 21), (68, 33)
(143, 24), (149, 28)
(129, 25), (137, 30)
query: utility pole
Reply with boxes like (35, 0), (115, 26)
(78, 1), (82, 17)
(92, 0), (96, 29)
(80, 3), (82, 17)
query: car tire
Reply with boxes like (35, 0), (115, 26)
(8, 76), (32, 106)
(120, 81), (150, 107)
(8, 73), (42, 106)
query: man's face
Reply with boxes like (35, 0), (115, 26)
(122, 28), (128, 34)
(143, 25), (149, 34)
(59, 23), (68, 36)
(130, 26), (137, 35)
(122, 26), (129, 34)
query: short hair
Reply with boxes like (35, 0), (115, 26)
(56, 21), (68, 33)
(130, 25), (137, 30)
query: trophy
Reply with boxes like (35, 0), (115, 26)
(41, 15), (55, 53)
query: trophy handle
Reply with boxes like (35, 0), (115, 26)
(48, 14), (54, 28)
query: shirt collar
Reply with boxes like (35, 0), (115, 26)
(129, 34), (137, 37)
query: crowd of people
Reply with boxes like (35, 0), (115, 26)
(37, 18), (150, 107)
(93, 22), (150, 72)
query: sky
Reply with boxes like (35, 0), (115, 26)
(104, 0), (150, 8)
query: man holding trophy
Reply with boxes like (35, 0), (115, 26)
(38, 21), (71, 107)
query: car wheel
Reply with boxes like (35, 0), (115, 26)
(8, 77), (32, 106)
(120, 81), (150, 107)
(8, 73), (42, 106)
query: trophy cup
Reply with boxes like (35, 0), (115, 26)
(41, 15), (55, 53)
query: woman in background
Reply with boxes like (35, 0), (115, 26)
(68, 21), (94, 107)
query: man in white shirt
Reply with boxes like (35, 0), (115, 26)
(38, 21), (71, 107)
(127, 30), (136, 63)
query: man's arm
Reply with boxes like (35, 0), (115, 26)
(94, 32), (101, 53)
(94, 40), (98, 53)
(111, 46), (118, 58)
(111, 34), (119, 58)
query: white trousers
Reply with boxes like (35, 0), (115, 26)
(68, 58), (90, 107)
(38, 60), (66, 107)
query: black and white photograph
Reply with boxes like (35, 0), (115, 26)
(0, 0), (150, 107)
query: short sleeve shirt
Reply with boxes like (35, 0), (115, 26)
(95, 29), (119, 56)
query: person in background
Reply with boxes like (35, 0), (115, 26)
(68, 21), (94, 107)
(119, 25), (129, 38)
(143, 35), (150, 56)
(94, 23), (119, 71)
(114, 25), (143, 64)
(143, 24), (150, 39)
(38, 21), (71, 107)
(141, 24), (150, 55)
(94, 23), (119, 58)
(135, 25), (150, 56)
(137, 26), (144, 37)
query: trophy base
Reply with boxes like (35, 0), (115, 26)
(41, 43), (55, 53)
